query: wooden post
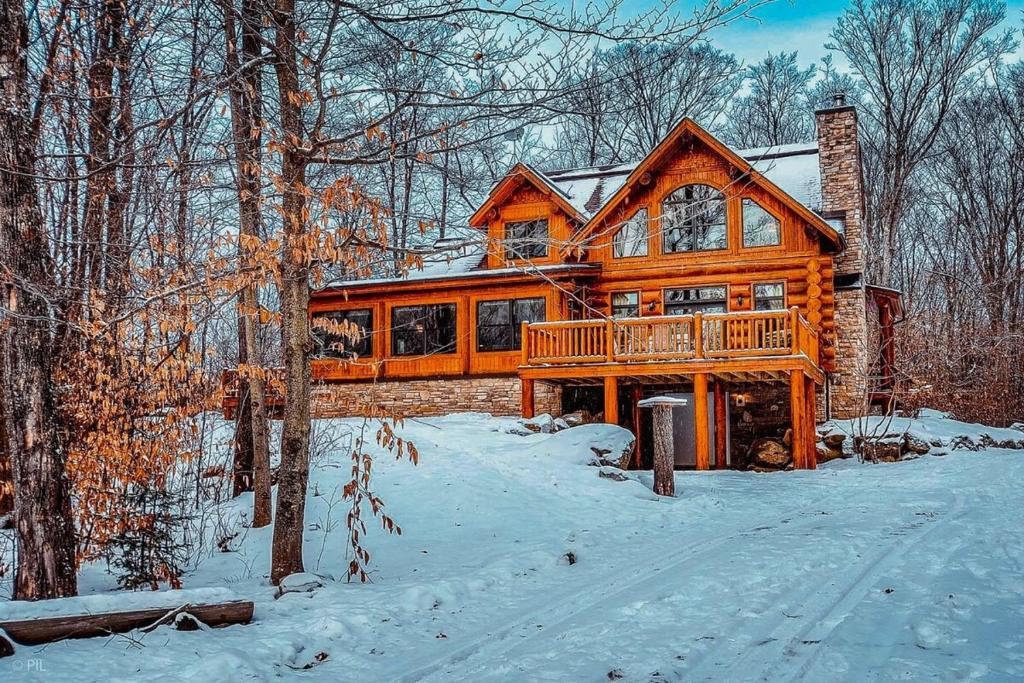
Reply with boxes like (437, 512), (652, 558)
(789, 370), (807, 469)
(630, 384), (643, 469)
(605, 319), (615, 361)
(651, 404), (674, 496)
(790, 306), (800, 355)
(521, 321), (530, 366)
(693, 310), (703, 358)
(603, 375), (619, 425)
(713, 380), (727, 470)
(521, 378), (535, 419)
(805, 374), (818, 470)
(693, 373), (710, 470)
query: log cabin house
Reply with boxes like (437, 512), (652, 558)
(224, 100), (901, 470)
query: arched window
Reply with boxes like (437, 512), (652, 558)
(612, 208), (648, 258)
(742, 199), (781, 248)
(660, 184), (727, 253)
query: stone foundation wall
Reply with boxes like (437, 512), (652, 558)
(312, 376), (561, 419)
(830, 287), (869, 419)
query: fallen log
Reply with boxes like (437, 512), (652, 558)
(0, 600), (254, 645)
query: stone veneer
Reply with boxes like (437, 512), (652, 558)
(311, 376), (562, 419)
(816, 101), (871, 419)
(829, 288), (870, 418)
(816, 104), (865, 277)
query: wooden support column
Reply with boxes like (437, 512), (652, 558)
(603, 376), (619, 425)
(693, 373), (710, 471)
(521, 378), (535, 419)
(805, 374), (818, 470)
(630, 384), (643, 469)
(713, 380), (728, 470)
(789, 370), (807, 469)
(639, 396), (677, 497)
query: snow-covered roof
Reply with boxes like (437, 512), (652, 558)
(740, 143), (823, 214)
(534, 141), (830, 228)
(542, 163), (634, 220)
(319, 263), (598, 291)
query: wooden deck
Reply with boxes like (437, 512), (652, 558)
(519, 307), (822, 385)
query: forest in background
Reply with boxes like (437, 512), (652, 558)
(1, 0), (1021, 600)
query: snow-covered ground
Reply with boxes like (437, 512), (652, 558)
(3, 411), (1024, 682)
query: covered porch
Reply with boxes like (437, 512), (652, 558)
(518, 308), (823, 470)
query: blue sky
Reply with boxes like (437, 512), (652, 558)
(654, 0), (1024, 67)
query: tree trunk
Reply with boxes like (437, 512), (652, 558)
(0, 0), (78, 599)
(222, 0), (271, 527)
(651, 404), (675, 497)
(269, 0), (312, 583)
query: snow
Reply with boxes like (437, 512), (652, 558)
(823, 409), (1024, 453)
(745, 148), (823, 214)
(0, 587), (239, 621)
(2, 410), (1023, 681)
(638, 395), (690, 407)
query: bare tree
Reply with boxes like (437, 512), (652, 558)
(1, 0), (78, 599)
(222, 0), (272, 526)
(723, 51), (816, 148)
(829, 0), (1014, 286)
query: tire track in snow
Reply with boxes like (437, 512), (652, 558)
(680, 492), (967, 682)
(394, 496), (835, 683)
(771, 493), (969, 683)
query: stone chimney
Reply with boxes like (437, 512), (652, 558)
(815, 94), (870, 420)
(815, 95), (864, 278)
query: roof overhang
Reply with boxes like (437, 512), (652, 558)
(468, 163), (587, 228)
(311, 263), (600, 299)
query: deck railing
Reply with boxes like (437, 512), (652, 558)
(522, 307), (819, 367)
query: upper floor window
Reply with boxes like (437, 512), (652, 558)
(661, 184), (727, 253)
(612, 209), (648, 259)
(391, 303), (457, 356)
(477, 298), (546, 351)
(312, 309), (373, 359)
(664, 286), (728, 315)
(742, 199), (781, 248)
(504, 219), (548, 259)
(611, 291), (640, 318)
(753, 282), (786, 311)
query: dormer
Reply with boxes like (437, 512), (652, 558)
(469, 163), (586, 269)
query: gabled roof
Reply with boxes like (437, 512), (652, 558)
(468, 162), (588, 227)
(566, 118), (842, 249)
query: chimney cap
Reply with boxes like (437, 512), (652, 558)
(815, 91), (856, 116)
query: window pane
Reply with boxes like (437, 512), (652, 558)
(613, 209), (648, 258)
(742, 199), (781, 247)
(611, 292), (640, 318)
(312, 309), (374, 359)
(425, 303), (457, 354)
(513, 298), (546, 324)
(391, 306), (424, 356)
(478, 300), (509, 326)
(512, 298), (546, 347)
(662, 185), (727, 253)
(505, 219), (548, 259)
(664, 286), (728, 315)
(477, 300), (511, 351)
(753, 283), (785, 311)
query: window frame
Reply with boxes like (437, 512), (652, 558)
(475, 297), (547, 352)
(504, 218), (549, 260)
(311, 308), (374, 359)
(752, 281), (786, 311)
(741, 198), (782, 249)
(662, 285), (730, 316)
(610, 291), (641, 319)
(390, 303), (458, 357)
(612, 209), (649, 259)
(660, 184), (729, 254)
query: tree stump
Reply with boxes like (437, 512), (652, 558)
(639, 396), (687, 497)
